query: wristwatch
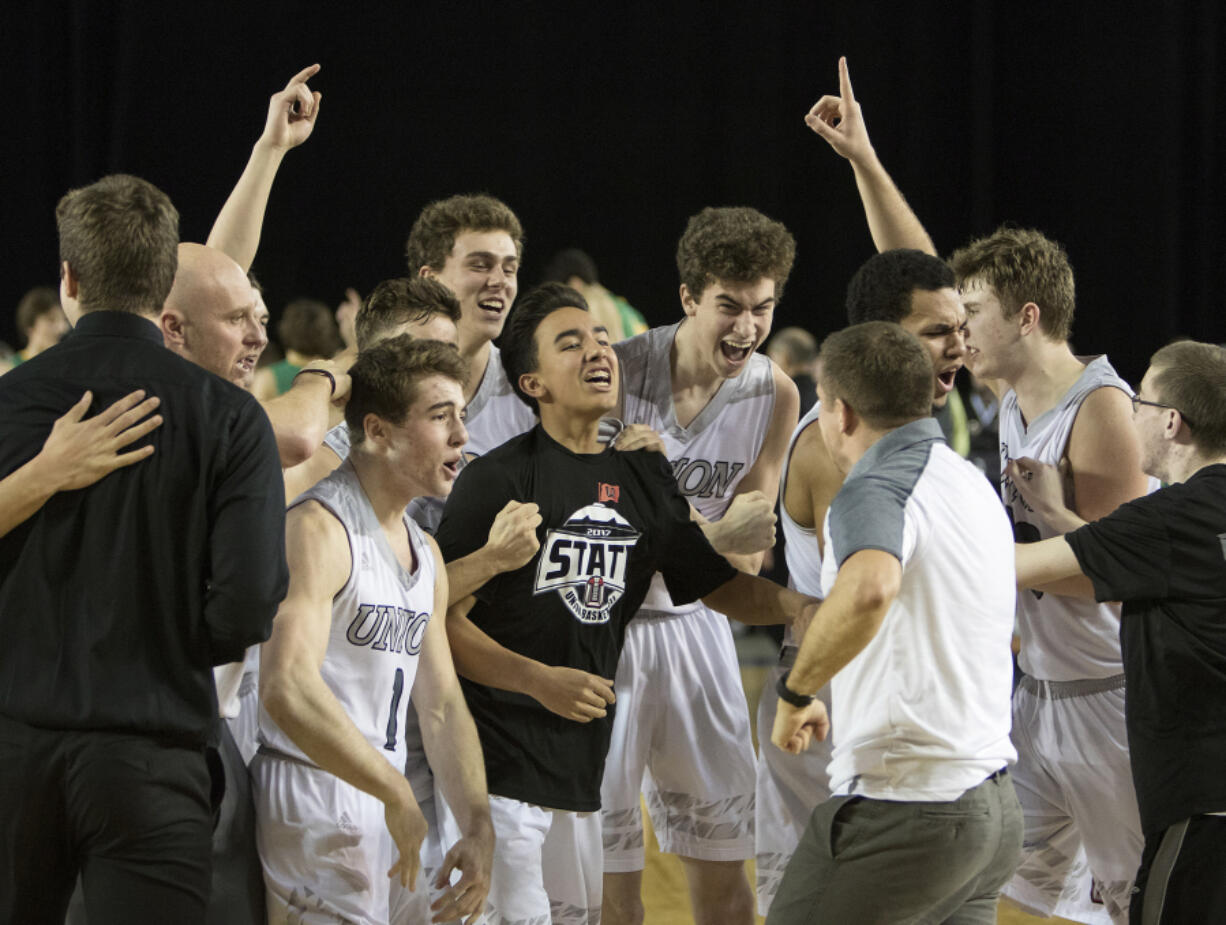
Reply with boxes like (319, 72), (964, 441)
(776, 670), (816, 708)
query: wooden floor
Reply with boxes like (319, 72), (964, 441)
(636, 647), (1078, 925)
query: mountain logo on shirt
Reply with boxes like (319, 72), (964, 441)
(535, 503), (641, 624)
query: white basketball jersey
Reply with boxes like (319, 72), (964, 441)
(615, 323), (775, 613)
(321, 422), (437, 533)
(464, 343), (537, 457)
(259, 460), (436, 769)
(1000, 355), (1135, 681)
(779, 401), (826, 646)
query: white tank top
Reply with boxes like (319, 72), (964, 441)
(779, 401), (826, 645)
(999, 355), (1138, 681)
(615, 323), (775, 613)
(464, 343), (537, 456)
(259, 460), (436, 769)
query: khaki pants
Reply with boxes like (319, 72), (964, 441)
(768, 771), (1023, 925)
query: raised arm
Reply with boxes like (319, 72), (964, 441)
(413, 538), (494, 922)
(260, 359), (352, 469)
(0, 390), (162, 538)
(806, 57), (936, 255)
(207, 64), (322, 271)
(260, 502), (427, 889)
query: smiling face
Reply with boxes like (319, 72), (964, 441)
(897, 286), (968, 408)
(681, 277), (776, 379)
(424, 229), (519, 348)
(523, 305), (617, 419)
(376, 373), (469, 500)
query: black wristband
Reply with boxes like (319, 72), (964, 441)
(776, 670), (816, 708)
(294, 367), (336, 397)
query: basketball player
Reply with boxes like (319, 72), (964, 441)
(282, 275), (464, 503)
(603, 56), (941, 924)
(408, 193), (536, 460)
(953, 226), (1149, 924)
(434, 283), (820, 923)
(255, 337), (493, 925)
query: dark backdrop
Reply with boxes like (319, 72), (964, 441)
(4, 2), (1222, 384)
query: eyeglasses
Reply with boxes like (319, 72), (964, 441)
(1131, 394), (1194, 428)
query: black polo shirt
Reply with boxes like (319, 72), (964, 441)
(0, 311), (287, 746)
(1067, 464), (1226, 835)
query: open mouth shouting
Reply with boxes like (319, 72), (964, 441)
(936, 365), (960, 394)
(720, 338), (755, 365)
(583, 365), (614, 390)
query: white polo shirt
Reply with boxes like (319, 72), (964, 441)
(821, 418), (1017, 801)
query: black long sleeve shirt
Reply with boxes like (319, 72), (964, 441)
(0, 311), (287, 745)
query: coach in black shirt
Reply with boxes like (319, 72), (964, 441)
(0, 175), (287, 925)
(1013, 340), (1226, 924)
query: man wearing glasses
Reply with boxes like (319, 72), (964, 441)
(1011, 340), (1226, 924)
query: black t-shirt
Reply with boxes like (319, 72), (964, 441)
(435, 425), (737, 811)
(1067, 464), (1226, 835)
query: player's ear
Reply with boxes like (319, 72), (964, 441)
(363, 412), (389, 446)
(418, 265), (436, 280)
(679, 284), (698, 317)
(519, 372), (546, 401)
(1017, 302), (1041, 336)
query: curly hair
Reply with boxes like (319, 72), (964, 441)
(949, 226), (1075, 342)
(676, 207), (796, 300)
(405, 194), (524, 273)
(845, 249), (955, 325)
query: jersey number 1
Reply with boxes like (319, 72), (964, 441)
(383, 667), (404, 751)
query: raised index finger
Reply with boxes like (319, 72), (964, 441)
(285, 63), (321, 89)
(838, 56), (856, 104)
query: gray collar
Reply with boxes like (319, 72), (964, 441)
(845, 417), (945, 482)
